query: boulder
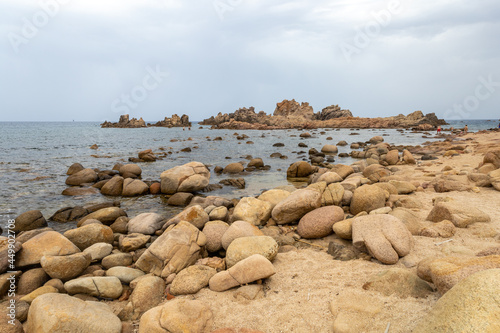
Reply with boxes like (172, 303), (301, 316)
(102, 253), (133, 269)
(125, 275), (165, 320)
(225, 236), (279, 268)
(167, 192), (194, 206)
(119, 164), (142, 178)
(321, 145), (338, 154)
(160, 161), (210, 194)
(369, 136), (384, 144)
(119, 233), (150, 252)
(16, 231), (80, 267)
(389, 207), (424, 235)
(247, 158), (264, 168)
(77, 207), (127, 227)
(362, 164), (390, 182)
(122, 178), (149, 196)
(209, 206), (228, 221)
(202, 221), (230, 253)
(64, 276), (123, 299)
(135, 221), (206, 277)
(209, 254), (276, 292)
(271, 186), (322, 224)
(106, 266), (144, 284)
(232, 197), (273, 226)
(17, 268), (49, 295)
(40, 253), (91, 281)
(221, 221), (264, 250)
(26, 293), (121, 333)
(316, 172), (342, 184)
(352, 214), (414, 264)
(224, 163), (244, 173)
(426, 202), (491, 228)
(490, 168), (500, 191)
(166, 205), (209, 229)
(63, 224), (114, 250)
(20, 285), (59, 304)
(329, 164), (354, 179)
(100, 176), (124, 196)
(388, 180), (416, 194)
(433, 178), (472, 192)
(257, 189), (291, 209)
(83, 243), (113, 262)
(403, 149), (416, 164)
(65, 168), (97, 186)
(483, 149), (500, 168)
(128, 213), (164, 235)
(67, 163), (84, 175)
(417, 255), (500, 294)
(350, 185), (387, 215)
(322, 183), (345, 206)
(363, 268), (433, 298)
(170, 265), (217, 295)
(138, 299), (213, 333)
(413, 269), (500, 333)
(297, 206), (344, 239)
(332, 219), (353, 240)
(420, 220), (455, 238)
(286, 161), (314, 178)
(13, 210), (47, 233)
(385, 150), (399, 165)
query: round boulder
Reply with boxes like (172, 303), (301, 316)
(297, 206), (344, 239)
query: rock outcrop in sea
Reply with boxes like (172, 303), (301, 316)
(200, 99), (446, 129)
(101, 113), (191, 128)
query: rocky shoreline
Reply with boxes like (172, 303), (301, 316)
(200, 99), (447, 130)
(1, 129), (500, 333)
(101, 114), (191, 128)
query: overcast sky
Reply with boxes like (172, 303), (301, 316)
(1, 0), (499, 122)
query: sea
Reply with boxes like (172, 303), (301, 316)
(0, 119), (497, 234)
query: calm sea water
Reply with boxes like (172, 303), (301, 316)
(0, 119), (496, 233)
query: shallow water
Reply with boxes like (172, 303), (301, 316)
(0, 119), (495, 233)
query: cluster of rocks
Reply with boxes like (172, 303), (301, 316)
(200, 99), (446, 130)
(101, 114), (191, 129)
(101, 114), (146, 128)
(349, 136), (417, 165)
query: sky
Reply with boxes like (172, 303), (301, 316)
(1, 0), (499, 122)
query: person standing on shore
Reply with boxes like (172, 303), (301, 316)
(464, 125), (468, 133)
(437, 125), (441, 134)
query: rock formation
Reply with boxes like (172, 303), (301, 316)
(101, 114), (191, 128)
(200, 99), (446, 130)
(101, 114), (146, 128)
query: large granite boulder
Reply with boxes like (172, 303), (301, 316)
(13, 210), (47, 233)
(63, 224), (114, 250)
(40, 253), (91, 281)
(417, 255), (500, 294)
(64, 276), (123, 299)
(65, 168), (97, 186)
(286, 161), (314, 178)
(170, 265), (217, 295)
(123, 275), (165, 320)
(271, 185), (323, 224)
(221, 221), (264, 250)
(350, 184), (387, 215)
(426, 202), (491, 228)
(297, 206), (344, 239)
(135, 221), (206, 277)
(128, 213), (164, 235)
(209, 254), (276, 292)
(139, 299), (213, 333)
(232, 197), (273, 226)
(160, 161), (210, 194)
(77, 207), (127, 227)
(352, 214), (413, 264)
(165, 205), (209, 229)
(16, 231), (80, 267)
(413, 269), (500, 333)
(225, 236), (278, 268)
(26, 293), (121, 333)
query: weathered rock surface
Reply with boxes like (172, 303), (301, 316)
(128, 212), (164, 235)
(232, 197), (273, 226)
(135, 221), (206, 277)
(352, 214), (413, 264)
(225, 236), (279, 268)
(40, 253), (91, 281)
(14, 210), (47, 233)
(297, 206), (344, 239)
(77, 207), (127, 226)
(16, 231), (81, 267)
(170, 265), (217, 295)
(64, 223), (114, 250)
(64, 276), (123, 299)
(271, 186), (322, 224)
(26, 293), (122, 333)
(139, 299), (213, 333)
(350, 185), (387, 215)
(413, 269), (500, 333)
(209, 254), (276, 292)
(221, 221), (264, 250)
(426, 202), (491, 228)
(160, 161), (210, 194)
(202, 221), (230, 253)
